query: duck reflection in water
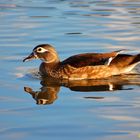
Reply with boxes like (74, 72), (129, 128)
(24, 74), (140, 105)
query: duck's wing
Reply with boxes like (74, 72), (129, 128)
(61, 50), (123, 68)
(110, 53), (140, 68)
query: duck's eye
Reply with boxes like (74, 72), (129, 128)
(38, 48), (42, 52)
(36, 47), (47, 53)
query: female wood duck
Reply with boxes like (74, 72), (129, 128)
(23, 44), (140, 80)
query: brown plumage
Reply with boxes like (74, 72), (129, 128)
(23, 44), (140, 80)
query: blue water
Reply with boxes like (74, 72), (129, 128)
(0, 0), (140, 140)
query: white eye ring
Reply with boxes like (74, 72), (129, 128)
(36, 47), (48, 53)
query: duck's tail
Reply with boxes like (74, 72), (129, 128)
(110, 53), (140, 74)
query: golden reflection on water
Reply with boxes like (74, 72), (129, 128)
(24, 74), (140, 105)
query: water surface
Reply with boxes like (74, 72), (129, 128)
(0, 0), (140, 140)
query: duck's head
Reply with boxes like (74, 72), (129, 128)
(23, 44), (60, 63)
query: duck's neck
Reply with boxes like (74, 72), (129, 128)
(39, 60), (61, 77)
(46, 60), (60, 70)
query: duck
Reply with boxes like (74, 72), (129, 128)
(23, 44), (140, 80)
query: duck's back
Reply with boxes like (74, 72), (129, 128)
(61, 52), (117, 68)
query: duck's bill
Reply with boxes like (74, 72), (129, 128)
(23, 52), (37, 62)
